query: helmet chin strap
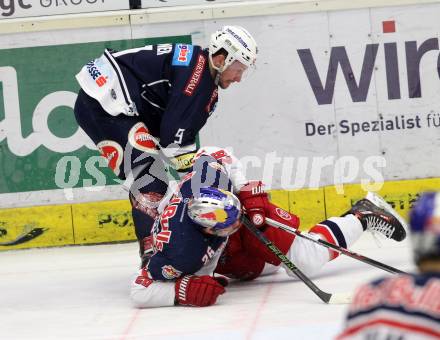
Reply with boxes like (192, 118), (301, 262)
(209, 53), (226, 85)
(214, 72), (221, 86)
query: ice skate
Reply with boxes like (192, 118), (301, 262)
(347, 192), (407, 241)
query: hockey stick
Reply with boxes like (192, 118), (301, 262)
(242, 215), (351, 304)
(265, 217), (407, 275)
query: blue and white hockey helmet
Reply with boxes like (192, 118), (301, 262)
(409, 192), (440, 264)
(188, 187), (241, 235)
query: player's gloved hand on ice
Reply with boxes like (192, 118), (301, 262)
(238, 181), (270, 227)
(175, 275), (226, 307)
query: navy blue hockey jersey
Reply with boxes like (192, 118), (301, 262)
(338, 273), (440, 339)
(146, 155), (232, 281)
(112, 43), (218, 150)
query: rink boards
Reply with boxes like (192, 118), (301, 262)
(2, 0), (440, 250)
(1, 177), (439, 251)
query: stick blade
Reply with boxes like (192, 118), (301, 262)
(328, 292), (352, 304)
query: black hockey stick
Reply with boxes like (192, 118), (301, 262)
(265, 217), (407, 275)
(242, 215), (351, 304)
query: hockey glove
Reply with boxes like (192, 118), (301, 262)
(175, 275), (226, 307)
(238, 181), (270, 227)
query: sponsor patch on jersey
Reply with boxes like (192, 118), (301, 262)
(206, 88), (218, 115)
(184, 54), (206, 96)
(135, 269), (154, 288)
(157, 43), (173, 55)
(172, 44), (194, 66)
(86, 58), (110, 88)
(97, 140), (123, 176)
(276, 207), (292, 221)
(171, 152), (195, 171)
(252, 213), (265, 226)
(226, 27), (249, 49)
(161, 265), (182, 279)
(128, 122), (159, 154)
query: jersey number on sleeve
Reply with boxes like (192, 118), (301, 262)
(174, 128), (185, 144)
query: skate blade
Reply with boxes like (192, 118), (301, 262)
(365, 192), (409, 233)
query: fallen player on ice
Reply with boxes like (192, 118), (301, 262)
(130, 147), (407, 307)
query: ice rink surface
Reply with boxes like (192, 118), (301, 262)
(0, 233), (414, 340)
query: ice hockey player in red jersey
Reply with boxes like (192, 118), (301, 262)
(130, 147), (407, 308)
(337, 192), (440, 339)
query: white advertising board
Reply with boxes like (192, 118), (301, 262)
(0, 0), (129, 19)
(141, 0), (244, 8)
(191, 3), (440, 189)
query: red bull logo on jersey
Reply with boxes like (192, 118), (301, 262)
(161, 265), (182, 279)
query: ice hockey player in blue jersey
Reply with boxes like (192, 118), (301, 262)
(338, 192), (440, 339)
(130, 149), (242, 307)
(130, 147), (407, 308)
(73, 26), (258, 261)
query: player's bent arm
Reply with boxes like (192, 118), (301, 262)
(131, 250), (227, 308)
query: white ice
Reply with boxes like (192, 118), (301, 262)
(0, 233), (414, 340)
